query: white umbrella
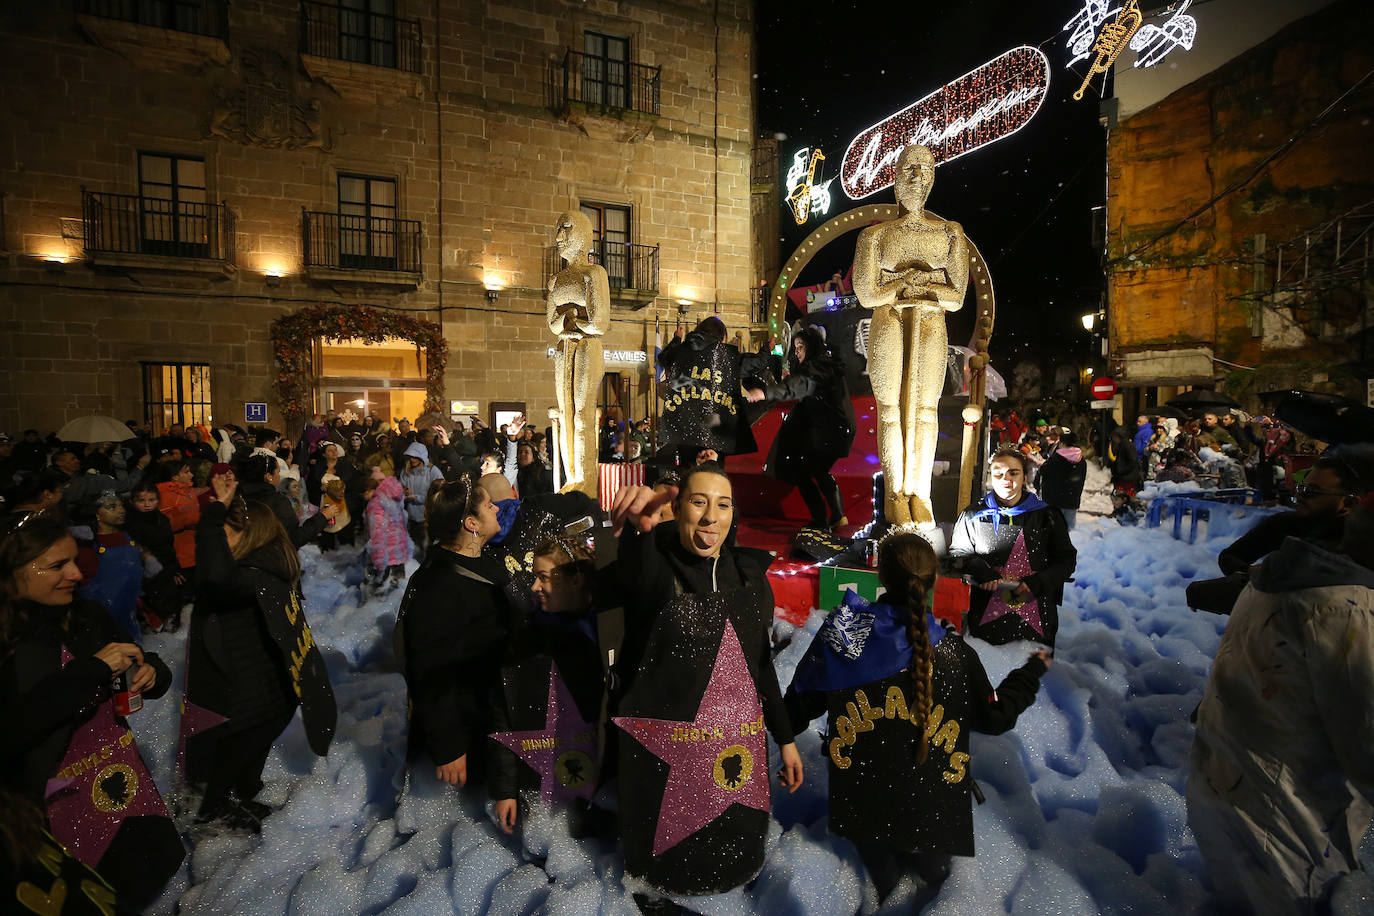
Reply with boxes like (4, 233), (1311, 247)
(57, 415), (136, 443)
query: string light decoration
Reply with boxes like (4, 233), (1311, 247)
(1064, 0), (1117, 66)
(1064, 0), (1200, 79)
(1130, 0), (1197, 68)
(1072, 0), (1143, 100)
(784, 148), (835, 225)
(840, 46), (1051, 200)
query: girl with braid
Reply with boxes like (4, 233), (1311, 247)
(785, 532), (1050, 904)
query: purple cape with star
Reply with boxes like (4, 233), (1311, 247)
(489, 661), (598, 804)
(613, 620), (769, 855)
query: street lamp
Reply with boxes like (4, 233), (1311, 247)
(1081, 312), (1096, 332)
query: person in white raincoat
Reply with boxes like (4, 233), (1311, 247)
(1188, 496), (1374, 915)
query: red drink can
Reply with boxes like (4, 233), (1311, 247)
(112, 670), (143, 715)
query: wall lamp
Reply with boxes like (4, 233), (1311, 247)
(486, 288), (499, 302)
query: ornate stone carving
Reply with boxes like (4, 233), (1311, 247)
(209, 48), (331, 151)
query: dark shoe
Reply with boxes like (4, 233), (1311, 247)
(163, 612), (182, 634)
(633, 893), (680, 915)
(196, 797), (262, 834)
(235, 798), (272, 821)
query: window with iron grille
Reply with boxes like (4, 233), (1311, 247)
(580, 201), (630, 288)
(142, 362), (212, 430)
(338, 174), (398, 270)
(138, 152), (209, 257)
(582, 31), (629, 109)
(339, 0), (398, 68)
(78, 0), (222, 37)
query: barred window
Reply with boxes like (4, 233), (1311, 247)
(142, 362), (212, 430)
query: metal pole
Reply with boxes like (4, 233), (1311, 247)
(550, 408), (562, 492)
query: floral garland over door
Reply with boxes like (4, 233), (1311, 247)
(270, 304), (448, 420)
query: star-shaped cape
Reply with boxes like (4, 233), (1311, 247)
(613, 621), (769, 855)
(978, 528), (1044, 635)
(489, 661), (598, 804)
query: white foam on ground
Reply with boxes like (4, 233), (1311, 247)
(126, 517), (1371, 914)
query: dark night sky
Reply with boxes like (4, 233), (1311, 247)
(755, 0), (1108, 368)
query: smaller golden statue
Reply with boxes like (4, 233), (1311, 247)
(546, 211), (607, 497)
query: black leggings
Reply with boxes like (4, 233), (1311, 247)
(853, 840), (952, 900)
(189, 710), (295, 812)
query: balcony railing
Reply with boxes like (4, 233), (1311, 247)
(753, 284), (770, 325)
(553, 48), (660, 116)
(303, 209), (421, 273)
(300, 0), (422, 73)
(77, 0), (226, 38)
(82, 189), (234, 261)
(544, 241), (660, 299)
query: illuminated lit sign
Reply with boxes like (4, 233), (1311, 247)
(545, 347), (647, 366)
(784, 148), (834, 224)
(1064, 0), (1200, 98)
(1130, 0), (1197, 69)
(1073, 0), (1143, 100)
(1064, 0), (1117, 66)
(840, 46), (1051, 200)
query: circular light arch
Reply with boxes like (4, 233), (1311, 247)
(767, 206), (997, 349)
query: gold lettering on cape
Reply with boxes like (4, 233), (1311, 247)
(931, 719), (959, 754)
(944, 751), (969, 784)
(855, 689), (883, 726)
(885, 685), (909, 721)
(829, 737), (852, 769)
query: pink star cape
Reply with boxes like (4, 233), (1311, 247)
(175, 655), (229, 782)
(979, 528), (1044, 635)
(43, 647), (174, 869)
(489, 661), (599, 804)
(613, 621), (769, 856)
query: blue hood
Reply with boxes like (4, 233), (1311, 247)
(490, 497), (520, 544)
(790, 590), (945, 694)
(1251, 536), (1374, 593)
(971, 490), (1048, 532)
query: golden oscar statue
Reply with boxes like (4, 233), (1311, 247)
(853, 145), (969, 527)
(547, 211), (607, 497)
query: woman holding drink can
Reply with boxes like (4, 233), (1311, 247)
(0, 510), (183, 908)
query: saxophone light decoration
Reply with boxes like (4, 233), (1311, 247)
(785, 148), (832, 225)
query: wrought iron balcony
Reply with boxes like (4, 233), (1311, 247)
(82, 189), (234, 266)
(551, 48), (660, 117)
(543, 240), (660, 307)
(77, 0), (227, 38)
(753, 284), (771, 325)
(303, 209), (422, 280)
(300, 0), (422, 73)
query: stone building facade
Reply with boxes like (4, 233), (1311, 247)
(0, 0), (762, 435)
(1104, 0), (1373, 409)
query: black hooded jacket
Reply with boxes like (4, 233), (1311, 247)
(947, 493), (1077, 646)
(395, 547), (512, 768)
(785, 617), (1045, 855)
(610, 520), (792, 895)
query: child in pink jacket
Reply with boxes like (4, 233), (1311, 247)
(364, 472), (412, 591)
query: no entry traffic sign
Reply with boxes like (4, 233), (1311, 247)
(1091, 377), (1118, 400)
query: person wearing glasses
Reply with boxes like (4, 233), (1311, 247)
(1186, 453), (1373, 615)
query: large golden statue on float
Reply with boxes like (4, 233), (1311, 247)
(546, 210), (606, 497)
(853, 145), (970, 528)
